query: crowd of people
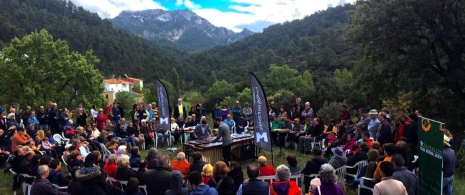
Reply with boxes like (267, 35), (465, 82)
(0, 97), (459, 195)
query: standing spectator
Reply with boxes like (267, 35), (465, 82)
(165, 171), (189, 195)
(211, 118), (232, 164)
(236, 163), (269, 195)
(374, 162), (407, 195)
(111, 103), (121, 126)
(405, 113), (418, 155)
(174, 99), (187, 120)
(288, 105), (300, 121)
(96, 109), (108, 131)
(207, 161), (235, 195)
(376, 112), (393, 146)
(258, 156), (276, 176)
(231, 101), (242, 124)
(172, 152), (190, 179)
(188, 171), (218, 195)
(48, 103), (60, 135)
(147, 104), (154, 121)
(117, 102), (125, 119)
(31, 165), (66, 195)
(392, 154), (418, 195)
(74, 103), (87, 128)
(338, 105), (351, 123)
(367, 109), (379, 139)
(242, 103), (252, 122)
(301, 102), (314, 122)
(211, 103), (221, 127)
(145, 153), (172, 195)
(443, 135), (457, 195)
(220, 105), (230, 121)
(37, 106), (48, 132)
(0, 108), (7, 131)
(90, 105), (98, 122)
(59, 108), (70, 132)
(312, 164), (344, 195)
(357, 108), (371, 132)
(393, 115), (407, 143)
(136, 104), (149, 126)
(270, 165), (301, 195)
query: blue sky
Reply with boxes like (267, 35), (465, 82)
(70, 0), (356, 32)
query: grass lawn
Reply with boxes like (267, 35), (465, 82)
(0, 144), (463, 195)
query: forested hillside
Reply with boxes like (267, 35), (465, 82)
(0, 0), (179, 83)
(182, 5), (361, 88)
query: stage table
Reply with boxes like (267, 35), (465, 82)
(184, 134), (254, 164)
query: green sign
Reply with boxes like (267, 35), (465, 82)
(418, 117), (444, 195)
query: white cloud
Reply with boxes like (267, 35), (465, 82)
(69, 0), (165, 18)
(193, 0), (356, 32)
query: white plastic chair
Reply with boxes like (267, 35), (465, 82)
(52, 184), (68, 191)
(257, 175), (276, 183)
(335, 166), (346, 192)
(119, 180), (128, 190)
(311, 140), (322, 150)
(21, 174), (35, 195)
(140, 134), (146, 150)
(358, 177), (374, 195)
(345, 161), (368, 185)
(139, 185), (148, 195)
(131, 167), (139, 172)
(101, 143), (112, 162)
(53, 134), (70, 145)
(290, 174), (301, 185)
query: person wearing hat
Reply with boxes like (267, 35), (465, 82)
(443, 135), (457, 195)
(367, 109), (380, 139)
(64, 121), (75, 138)
(302, 148), (328, 193)
(329, 146), (347, 169)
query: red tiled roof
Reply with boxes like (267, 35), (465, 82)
(104, 79), (133, 84)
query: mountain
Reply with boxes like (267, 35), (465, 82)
(110, 9), (254, 53)
(180, 4), (362, 87)
(0, 0), (180, 83)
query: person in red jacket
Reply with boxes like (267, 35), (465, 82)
(258, 156), (276, 176)
(270, 165), (301, 195)
(96, 108), (108, 131)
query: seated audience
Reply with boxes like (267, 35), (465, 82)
(188, 171), (218, 195)
(68, 167), (82, 195)
(373, 162), (408, 195)
(227, 161), (243, 194)
(117, 145), (129, 161)
(172, 152), (190, 179)
(48, 159), (70, 187)
(104, 154), (118, 178)
(329, 146), (347, 169)
(347, 142), (369, 166)
(123, 177), (144, 195)
(286, 155), (301, 175)
(374, 143), (396, 181)
(207, 161), (235, 195)
(165, 170), (189, 195)
(392, 154), (418, 195)
(312, 164), (344, 195)
(145, 153), (172, 195)
(31, 165), (66, 195)
(135, 160), (147, 185)
(129, 146), (141, 168)
(202, 164), (213, 185)
(236, 163), (269, 195)
(270, 165), (301, 195)
(116, 157), (135, 181)
(258, 156), (276, 176)
(190, 151), (207, 173)
(302, 148), (328, 193)
(69, 150), (84, 169)
(145, 147), (159, 169)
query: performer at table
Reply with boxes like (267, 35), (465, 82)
(211, 117), (232, 164)
(194, 120), (212, 140)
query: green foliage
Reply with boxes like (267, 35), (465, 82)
(262, 65), (311, 99)
(209, 71), (217, 87)
(171, 68), (181, 98)
(206, 80), (235, 106)
(334, 68), (353, 87)
(0, 0), (180, 84)
(268, 90), (296, 109)
(317, 101), (350, 123)
(140, 86), (157, 104)
(116, 91), (135, 113)
(302, 70), (315, 91)
(236, 88), (252, 105)
(0, 29), (104, 108)
(188, 93), (206, 106)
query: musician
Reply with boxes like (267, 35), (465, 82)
(211, 118), (232, 164)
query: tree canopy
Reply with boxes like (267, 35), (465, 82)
(0, 29), (104, 108)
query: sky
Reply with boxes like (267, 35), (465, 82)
(69, 0), (357, 32)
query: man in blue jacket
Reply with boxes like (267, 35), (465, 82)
(188, 171), (218, 195)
